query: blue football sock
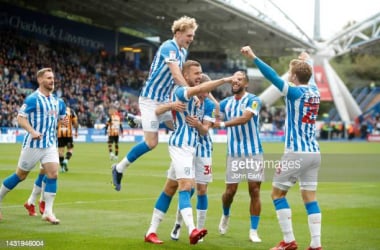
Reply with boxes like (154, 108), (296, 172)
(35, 174), (45, 188)
(223, 206), (230, 216)
(305, 201), (321, 215)
(190, 187), (195, 197)
(196, 194), (208, 210)
(42, 175), (47, 185)
(273, 197), (290, 210)
(126, 141), (151, 163)
(154, 192), (172, 213)
(250, 215), (260, 230)
(44, 178), (57, 193)
(178, 190), (191, 210)
(3, 173), (21, 190)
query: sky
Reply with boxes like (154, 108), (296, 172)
(271, 0), (380, 40)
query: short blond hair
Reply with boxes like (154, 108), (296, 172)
(171, 16), (198, 34)
(182, 60), (201, 74)
(37, 67), (52, 78)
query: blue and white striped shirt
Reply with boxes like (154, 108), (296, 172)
(196, 98), (215, 158)
(169, 86), (199, 148)
(220, 93), (263, 157)
(140, 39), (187, 102)
(18, 90), (66, 148)
(254, 57), (320, 152)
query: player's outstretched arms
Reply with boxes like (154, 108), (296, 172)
(155, 101), (186, 115)
(186, 76), (234, 99)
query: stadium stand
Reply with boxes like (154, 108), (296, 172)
(0, 29), (145, 128)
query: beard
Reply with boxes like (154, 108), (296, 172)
(232, 86), (244, 94)
(43, 82), (54, 92)
(46, 85), (54, 91)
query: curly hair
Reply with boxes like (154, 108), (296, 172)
(171, 16), (198, 34)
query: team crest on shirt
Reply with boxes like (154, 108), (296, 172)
(169, 50), (177, 62)
(251, 101), (258, 111)
(211, 109), (216, 118)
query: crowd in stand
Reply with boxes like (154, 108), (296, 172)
(1, 30), (286, 132)
(0, 30), (144, 128)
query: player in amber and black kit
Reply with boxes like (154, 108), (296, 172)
(105, 107), (123, 161)
(57, 105), (78, 172)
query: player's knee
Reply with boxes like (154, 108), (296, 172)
(250, 190), (260, 201)
(301, 189), (316, 203)
(224, 187), (237, 198)
(271, 188), (287, 200)
(196, 184), (208, 195)
(43, 165), (59, 179)
(163, 186), (177, 196)
(249, 185), (261, 197)
(145, 139), (158, 149)
(46, 172), (58, 179)
(15, 167), (30, 180)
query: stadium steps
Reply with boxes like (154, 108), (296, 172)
(359, 87), (380, 110)
(363, 93), (380, 111)
(355, 87), (369, 105)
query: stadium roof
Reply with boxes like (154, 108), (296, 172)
(5, 0), (317, 58)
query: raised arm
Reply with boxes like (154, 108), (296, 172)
(298, 52), (317, 89)
(240, 46), (285, 92)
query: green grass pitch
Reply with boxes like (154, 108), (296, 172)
(0, 141), (379, 249)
